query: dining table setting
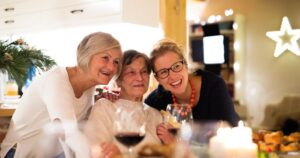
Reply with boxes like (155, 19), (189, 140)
(1, 102), (300, 158)
(136, 122), (300, 158)
(135, 103), (300, 158)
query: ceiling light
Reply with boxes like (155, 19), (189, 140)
(216, 15), (222, 21)
(225, 9), (234, 16)
(4, 20), (15, 24)
(207, 15), (216, 23)
(233, 23), (238, 30)
(70, 9), (84, 14)
(4, 7), (15, 12)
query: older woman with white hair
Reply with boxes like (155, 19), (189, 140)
(1, 32), (122, 158)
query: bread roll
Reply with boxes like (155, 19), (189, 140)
(264, 131), (283, 145)
(138, 143), (174, 158)
(280, 142), (299, 152)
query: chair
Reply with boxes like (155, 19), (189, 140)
(260, 95), (300, 131)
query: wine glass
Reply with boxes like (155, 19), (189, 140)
(114, 105), (146, 158)
(164, 121), (224, 158)
(165, 103), (193, 137)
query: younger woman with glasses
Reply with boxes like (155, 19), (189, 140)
(144, 39), (240, 144)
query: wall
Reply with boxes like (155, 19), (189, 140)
(0, 23), (163, 102)
(199, 0), (300, 126)
(4, 23), (163, 67)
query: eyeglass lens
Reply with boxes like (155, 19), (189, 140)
(156, 61), (184, 79)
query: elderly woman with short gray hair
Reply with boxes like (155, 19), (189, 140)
(1, 32), (122, 158)
(85, 50), (162, 158)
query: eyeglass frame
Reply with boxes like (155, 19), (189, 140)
(154, 60), (186, 79)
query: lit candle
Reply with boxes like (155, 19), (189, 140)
(209, 121), (258, 158)
(231, 121), (252, 143)
(224, 141), (258, 158)
(224, 121), (257, 158)
(209, 127), (231, 158)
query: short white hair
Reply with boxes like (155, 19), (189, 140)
(76, 32), (121, 71)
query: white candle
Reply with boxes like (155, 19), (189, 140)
(225, 141), (258, 158)
(231, 121), (252, 143)
(225, 121), (257, 158)
(235, 143), (257, 158)
(209, 127), (231, 158)
(209, 121), (258, 158)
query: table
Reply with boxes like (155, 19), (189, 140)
(0, 108), (15, 117)
(0, 105), (15, 143)
(0, 104), (16, 117)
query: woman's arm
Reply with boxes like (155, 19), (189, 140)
(41, 74), (90, 158)
(209, 77), (240, 126)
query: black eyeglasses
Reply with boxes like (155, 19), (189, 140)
(154, 60), (185, 79)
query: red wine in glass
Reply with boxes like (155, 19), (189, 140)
(115, 132), (145, 147)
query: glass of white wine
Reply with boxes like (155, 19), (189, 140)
(165, 103), (193, 137)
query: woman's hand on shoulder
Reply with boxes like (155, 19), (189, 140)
(95, 91), (120, 103)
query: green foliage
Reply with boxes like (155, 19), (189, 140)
(0, 39), (56, 87)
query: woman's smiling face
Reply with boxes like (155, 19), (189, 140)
(88, 48), (122, 85)
(153, 51), (189, 95)
(118, 57), (150, 101)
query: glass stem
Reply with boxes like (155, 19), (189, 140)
(128, 147), (133, 158)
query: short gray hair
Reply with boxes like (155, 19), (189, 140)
(77, 32), (121, 71)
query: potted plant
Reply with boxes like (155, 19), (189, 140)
(0, 38), (56, 94)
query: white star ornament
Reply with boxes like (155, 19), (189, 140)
(266, 16), (300, 57)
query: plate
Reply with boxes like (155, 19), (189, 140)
(278, 152), (300, 158)
(3, 95), (20, 99)
(259, 151), (300, 158)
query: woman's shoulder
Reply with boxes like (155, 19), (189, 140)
(145, 87), (172, 110)
(192, 69), (226, 94)
(94, 98), (113, 108)
(147, 85), (171, 99)
(90, 98), (114, 116)
(143, 103), (162, 121)
(144, 103), (161, 113)
(40, 66), (63, 75)
(39, 66), (67, 82)
(27, 66), (68, 92)
(194, 69), (224, 83)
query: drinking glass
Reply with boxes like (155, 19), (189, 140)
(165, 103), (193, 137)
(179, 121), (230, 158)
(166, 103), (193, 123)
(114, 105), (146, 158)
